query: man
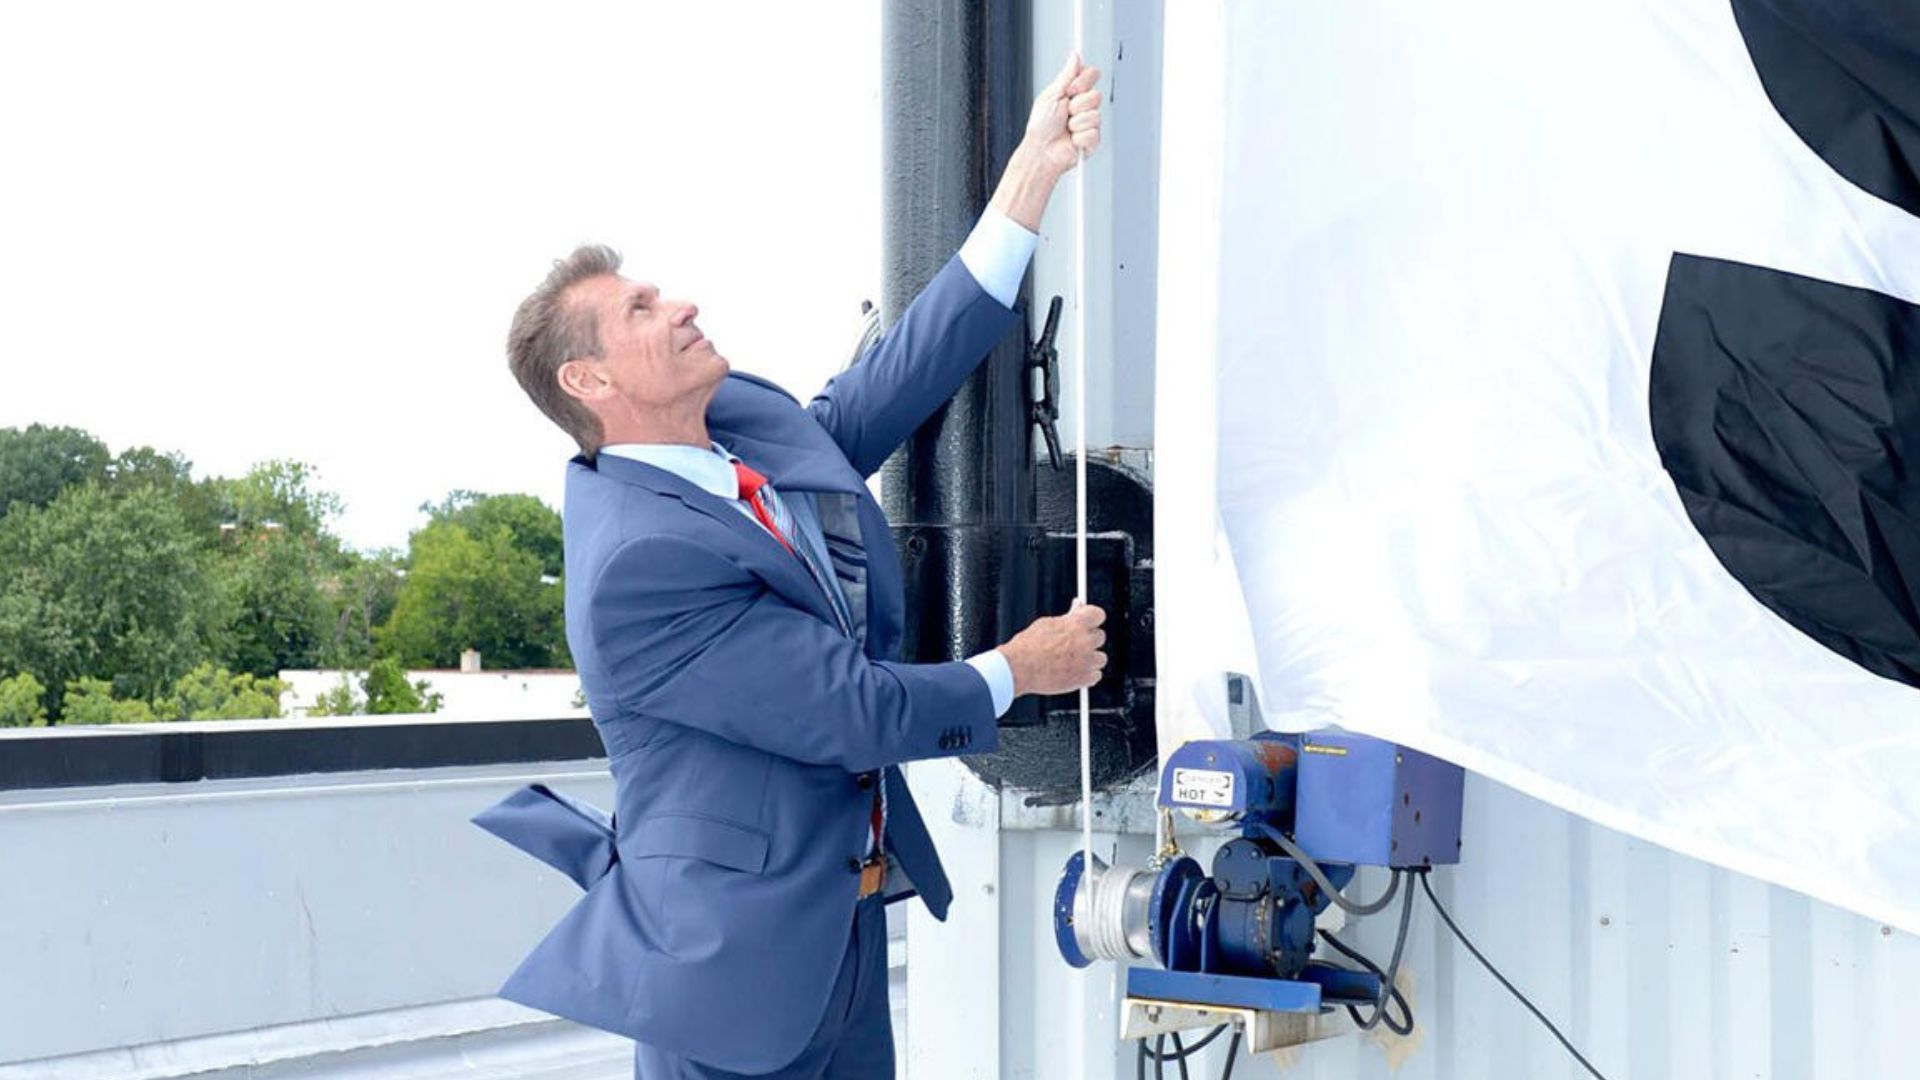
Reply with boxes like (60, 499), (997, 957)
(479, 55), (1106, 1078)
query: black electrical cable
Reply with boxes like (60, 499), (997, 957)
(1315, 929), (1415, 1036)
(1258, 824), (1403, 915)
(1338, 866), (1417, 1032)
(1142, 1033), (1192, 1080)
(1139, 1025), (1226, 1061)
(1136, 1024), (1233, 1080)
(1417, 872), (1613, 1080)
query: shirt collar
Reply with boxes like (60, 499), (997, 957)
(599, 441), (741, 501)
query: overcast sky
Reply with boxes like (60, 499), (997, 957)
(0, 1), (882, 550)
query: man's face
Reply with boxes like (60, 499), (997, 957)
(564, 274), (729, 414)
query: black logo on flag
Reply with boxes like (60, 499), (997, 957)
(1651, 0), (1920, 688)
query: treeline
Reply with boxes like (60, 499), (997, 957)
(0, 424), (568, 726)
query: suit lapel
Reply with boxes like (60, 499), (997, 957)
(709, 380), (893, 650)
(730, 439), (901, 659)
(589, 453), (842, 629)
(586, 375), (905, 657)
(707, 375), (867, 497)
(716, 428), (865, 497)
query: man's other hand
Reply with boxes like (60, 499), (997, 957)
(1025, 52), (1103, 174)
(997, 602), (1107, 698)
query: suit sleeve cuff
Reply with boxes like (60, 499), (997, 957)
(964, 649), (1016, 718)
(957, 208), (1038, 310)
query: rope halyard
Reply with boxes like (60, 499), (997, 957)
(1071, 0), (1094, 882)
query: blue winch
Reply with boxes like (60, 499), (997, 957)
(1053, 731), (1465, 1024)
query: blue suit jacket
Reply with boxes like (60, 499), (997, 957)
(474, 255), (1019, 1073)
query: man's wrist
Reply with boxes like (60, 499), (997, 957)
(994, 644), (1026, 699)
(990, 145), (1063, 232)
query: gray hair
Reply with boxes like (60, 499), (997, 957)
(507, 244), (623, 456)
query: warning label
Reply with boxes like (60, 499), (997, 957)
(1171, 768), (1235, 808)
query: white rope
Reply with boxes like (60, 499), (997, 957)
(1071, 1), (1094, 879)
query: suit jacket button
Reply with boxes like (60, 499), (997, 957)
(847, 856), (864, 874)
(856, 772), (876, 790)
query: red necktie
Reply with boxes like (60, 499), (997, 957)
(732, 461), (795, 555)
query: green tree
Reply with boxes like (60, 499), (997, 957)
(320, 549), (403, 668)
(190, 459), (355, 678)
(214, 460), (343, 539)
(0, 484), (219, 713)
(61, 677), (157, 725)
(363, 657), (442, 715)
(306, 674), (364, 717)
(109, 447), (224, 542)
(107, 446), (193, 489)
(422, 491), (564, 577)
(0, 672), (47, 727)
(382, 521), (567, 669)
(0, 425), (109, 515)
(154, 663), (285, 720)
(214, 530), (334, 677)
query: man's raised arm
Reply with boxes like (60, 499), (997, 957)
(807, 54), (1104, 477)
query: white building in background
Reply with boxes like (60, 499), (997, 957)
(279, 651), (584, 720)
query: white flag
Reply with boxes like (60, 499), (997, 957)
(1156, 0), (1920, 930)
